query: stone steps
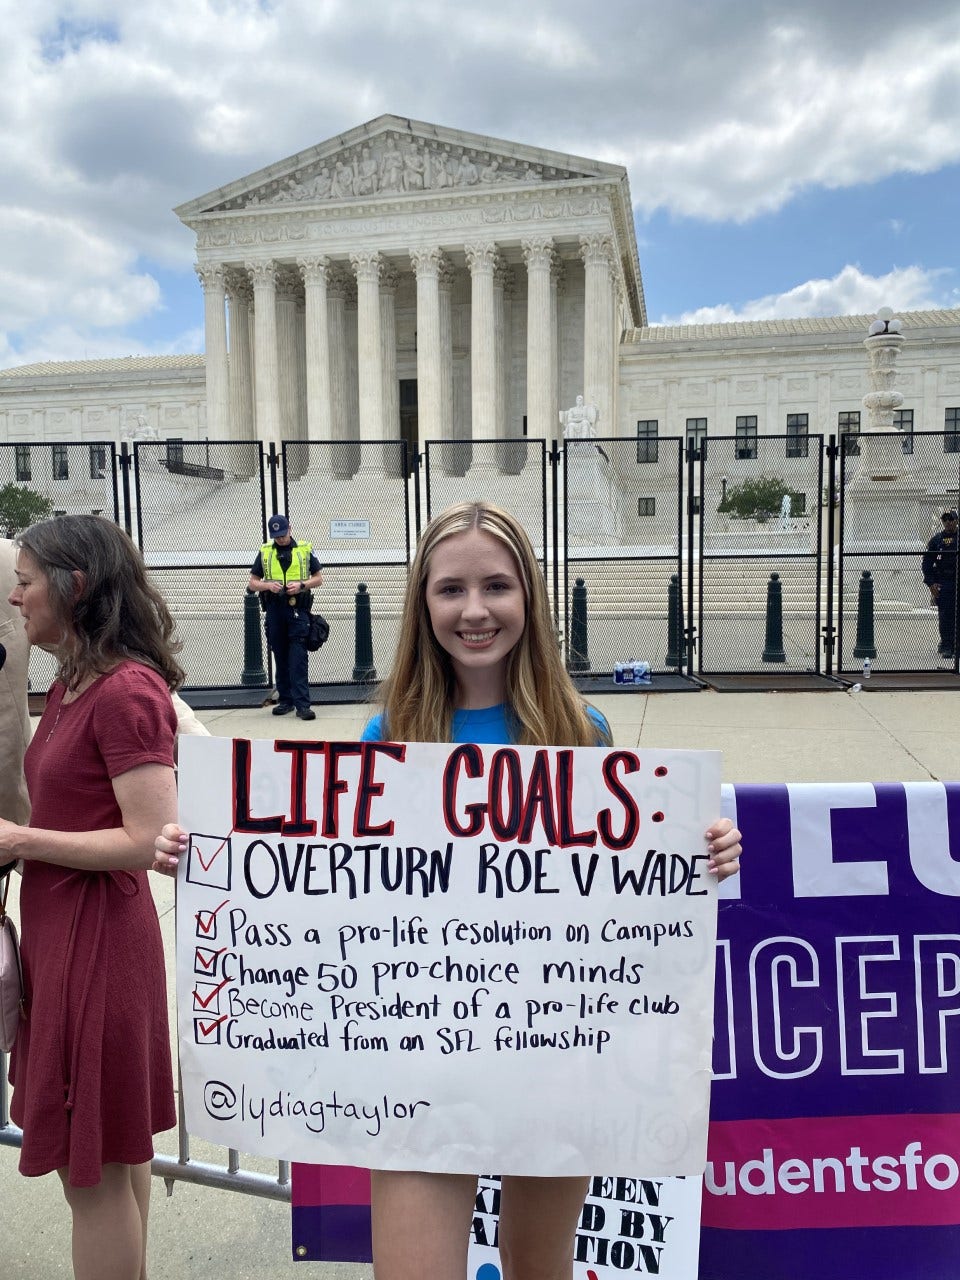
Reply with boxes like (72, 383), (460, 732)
(152, 560), (839, 621)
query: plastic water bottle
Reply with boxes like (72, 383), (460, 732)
(863, 657), (871, 680)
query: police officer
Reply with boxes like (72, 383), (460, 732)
(249, 514), (323, 719)
(922, 510), (958, 660)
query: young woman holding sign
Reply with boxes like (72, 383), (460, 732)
(154, 499), (741, 1280)
(360, 501), (741, 1280)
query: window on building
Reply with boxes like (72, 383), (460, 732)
(786, 413), (809, 458)
(52, 445), (69, 481)
(839, 410), (861, 456)
(945, 408), (960, 454)
(686, 418), (707, 459)
(690, 495), (701, 515)
(636, 419), (659, 463)
(735, 416), (757, 460)
(637, 497), (656, 517)
(894, 409), (914, 455)
(89, 444), (108, 480)
(15, 444), (31, 482)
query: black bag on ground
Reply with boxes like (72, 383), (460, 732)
(306, 613), (329, 651)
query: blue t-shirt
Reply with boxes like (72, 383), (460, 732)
(361, 703), (609, 745)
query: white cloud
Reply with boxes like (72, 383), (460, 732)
(1, 0), (959, 362)
(662, 265), (958, 326)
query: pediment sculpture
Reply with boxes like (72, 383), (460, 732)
(225, 134), (594, 210)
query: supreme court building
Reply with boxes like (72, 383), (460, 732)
(2, 114), (960, 545)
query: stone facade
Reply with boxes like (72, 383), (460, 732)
(1, 115), (959, 540)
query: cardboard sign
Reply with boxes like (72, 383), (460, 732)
(176, 736), (721, 1176)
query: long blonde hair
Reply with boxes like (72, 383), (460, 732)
(378, 501), (608, 746)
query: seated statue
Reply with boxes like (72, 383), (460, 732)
(559, 394), (599, 440)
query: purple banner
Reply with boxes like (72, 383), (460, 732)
(700, 782), (960, 1280)
(293, 783), (960, 1278)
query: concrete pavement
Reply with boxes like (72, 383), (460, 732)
(5, 686), (960, 1278)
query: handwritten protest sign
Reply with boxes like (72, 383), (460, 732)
(176, 736), (721, 1176)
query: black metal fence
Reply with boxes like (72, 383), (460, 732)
(837, 432), (960, 674)
(2, 432), (957, 694)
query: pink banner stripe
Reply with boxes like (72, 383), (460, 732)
(701, 1114), (960, 1229)
(292, 1163), (371, 1208)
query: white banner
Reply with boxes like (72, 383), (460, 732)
(177, 736), (721, 1176)
(469, 1173), (704, 1279)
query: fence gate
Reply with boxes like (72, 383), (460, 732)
(131, 438), (269, 690)
(278, 438), (413, 690)
(837, 431), (960, 675)
(695, 435), (825, 680)
(562, 436), (684, 677)
(422, 435), (549, 555)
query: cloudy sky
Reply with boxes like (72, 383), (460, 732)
(2, 0), (959, 368)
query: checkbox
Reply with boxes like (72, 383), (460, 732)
(194, 1014), (228, 1044)
(186, 833), (233, 891)
(193, 978), (230, 1014)
(194, 945), (226, 977)
(195, 898), (230, 940)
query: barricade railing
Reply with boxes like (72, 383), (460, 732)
(0, 1051), (291, 1201)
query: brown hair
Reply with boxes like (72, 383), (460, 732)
(377, 501), (608, 746)
(17, 515), (184, 691)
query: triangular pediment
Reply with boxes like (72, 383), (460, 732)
(176, 114), (624, 218)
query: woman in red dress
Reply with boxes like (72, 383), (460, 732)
(1, 515), (181, 1280)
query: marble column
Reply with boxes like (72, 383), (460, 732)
(438, 257), (456, 447)
(410, 247), (444, 454)
(293, 292), (308, 478)
(351, 251), (386, 459)
(197, 263), (229, 437)
(246, 260), (280, 444)
(522, 236), (554, 442)
(298, 256), (332, 439)
(580, 234), (616, 434)
(494, 258), (511, 441)
(276, 268), (300, 444)
(495, 258), (519, 474)
(327, 270), (350, 476)
(344, 279), (360, 467)
(550, 254), (565, 444)
(226, 271), (256, 479)
(380, 262), (401, 475)
(466, 242), (498, 442)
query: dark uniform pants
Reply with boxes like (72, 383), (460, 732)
(265, 602), (310, 708)
(936, 578), (957, 656)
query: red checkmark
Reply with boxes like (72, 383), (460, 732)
(193, 977), (230, 1010)
(195, 899), (230, 936)
(195, 1013), (228, 1041)
(195, 836), (230, 872)
(194, 946), (226, 974)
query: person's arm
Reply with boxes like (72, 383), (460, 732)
(249, 550), (283, 596)
(922, 537), (938, 587)
(284, 551), (323, 596)
(0, 762), (177, 872)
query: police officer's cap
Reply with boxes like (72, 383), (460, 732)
(268, 513), (290, 537)
(942, 510), (958, 522)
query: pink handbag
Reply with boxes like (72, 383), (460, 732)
(0, 873), (25, 1053)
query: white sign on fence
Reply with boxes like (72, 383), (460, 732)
(329, 519), (370, 539)
(176, 736), (721, 1176)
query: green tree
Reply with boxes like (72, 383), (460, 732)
(717, 476), (805, 522)
(0, 483), (53, 537)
